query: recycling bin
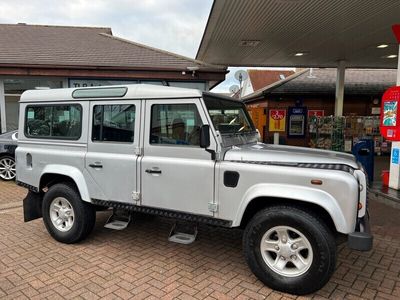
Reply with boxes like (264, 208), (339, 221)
(352, 139), (374, 183)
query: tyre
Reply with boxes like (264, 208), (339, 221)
(0, 155), (16, 181)
(42, 183), (96, 244)
(243, 205), (336, 295)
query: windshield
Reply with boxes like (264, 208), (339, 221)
(203, 96), (255, 134)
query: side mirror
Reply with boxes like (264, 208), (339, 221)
(200, 125), (210, 148)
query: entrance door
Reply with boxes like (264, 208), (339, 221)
(85, 100), (141, 203)
(140, 99), (215, 216)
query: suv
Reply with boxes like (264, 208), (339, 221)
(16, 85), (372, 295)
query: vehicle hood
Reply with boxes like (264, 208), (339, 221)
(224, 143), (359, 169)
(0, 130), (18, 145)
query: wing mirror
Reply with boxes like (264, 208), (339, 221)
(200, 125), (210, 148)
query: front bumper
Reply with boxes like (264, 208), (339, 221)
(347, 212), (373, 251)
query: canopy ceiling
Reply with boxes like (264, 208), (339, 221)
(196, 0), (400, 68)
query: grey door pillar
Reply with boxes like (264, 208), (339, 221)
(0, 80), (6, 133)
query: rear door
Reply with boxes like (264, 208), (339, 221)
(85, 100), (141, 203)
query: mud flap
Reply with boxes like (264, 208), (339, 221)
(23, 191), (43, 222)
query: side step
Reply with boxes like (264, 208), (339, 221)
(104, 209), (131, 230)
(168, 222), (198, 244)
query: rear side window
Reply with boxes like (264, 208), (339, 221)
(92, 104), (135, 143)
(25, 105), (82, 139)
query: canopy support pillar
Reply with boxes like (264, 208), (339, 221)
(389, 45), (400, 189)
(334, 60), (346, 116)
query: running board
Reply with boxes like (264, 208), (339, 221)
(91, 199), (232, 228)
(168, 222), (197, 244)
(104, 209), (131, 230)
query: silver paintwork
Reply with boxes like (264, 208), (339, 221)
(16, 84), (366, 237)
(260, 225), (313, 277)
(50, 197), (75, 232)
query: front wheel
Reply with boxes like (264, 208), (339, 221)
(42, 183), (96, 244)
(243, 205), (336, 295)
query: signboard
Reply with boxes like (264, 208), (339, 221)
(69, 78), (137, 88)
(380, 86), (400, 141)
(392, 148), (399, 164)
(288, 107), (307, 138)
(308, 110), (324, 117)
(269, 109), (286, 132)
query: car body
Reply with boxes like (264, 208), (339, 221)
(0, 130), (18, 180)
(16, 84), (372, 295)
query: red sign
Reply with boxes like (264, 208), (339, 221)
(392, 24), (400, 44)
(308, 110), (324, 117)
(380, 86), (400, 141)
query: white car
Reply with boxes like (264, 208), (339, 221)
(16, 84), (372, 295)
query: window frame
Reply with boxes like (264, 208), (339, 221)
(91, 104), (136, 144)
(24, 103), (83, 140)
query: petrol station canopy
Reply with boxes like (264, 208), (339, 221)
(196, 0), (400, 69)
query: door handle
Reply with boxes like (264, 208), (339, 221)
(89, 163), (103, 169)
(145, 169), (162, 174)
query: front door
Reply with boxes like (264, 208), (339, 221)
(85, 100), (141, 203)
(140, 99), (215, 216)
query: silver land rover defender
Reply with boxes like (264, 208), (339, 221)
(16, 84), (372, 295)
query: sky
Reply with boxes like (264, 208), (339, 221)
(0, 0), (281, 92)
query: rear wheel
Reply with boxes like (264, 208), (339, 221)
(0, 155), (16, 181)
(243, 205), (336, 295)
(42, 183), (96, 244)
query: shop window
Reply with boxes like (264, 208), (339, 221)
(150, 104), (203, 146)
(25, 105), (82, 139)
(92, 105), (135, 143)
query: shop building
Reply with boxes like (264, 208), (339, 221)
(0, 23), (227, 133)
(243, 68), (397, 151)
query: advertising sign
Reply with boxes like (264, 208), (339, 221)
(308, 110), (324, 117)
(288, 107), (307, 138)
(380, 86), (400, 141)
(269, 109), (286, 132)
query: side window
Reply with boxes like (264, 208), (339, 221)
(92, 104), (135, 143)
(25, 105), (82, 139)
(150, 104), (203, 146)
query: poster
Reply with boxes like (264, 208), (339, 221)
(269, 109), (286, 132)
(383, 101), (397, 126)
(308, 110), (324, 117)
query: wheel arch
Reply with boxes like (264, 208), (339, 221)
(40, 165), (91, 202)
(239, 197), (337, 234)
(233, 184), (351, 234)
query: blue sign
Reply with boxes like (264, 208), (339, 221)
(392, 148), (399, 164)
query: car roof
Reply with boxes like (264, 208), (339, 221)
(20, 84), (204, 103)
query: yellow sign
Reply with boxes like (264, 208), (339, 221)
(269, 109), (286, 132)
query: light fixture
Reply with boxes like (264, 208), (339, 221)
(239, 40), (260, 47)
(294, 52), (305, 56)
(377, 44), (389, 49)
(386, 54), (398, 59)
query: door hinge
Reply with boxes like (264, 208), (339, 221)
(134, 147), (143, 156)
(132, 192), (141, 202)
(208, 202), (218, 213)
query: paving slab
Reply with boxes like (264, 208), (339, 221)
(0, 181), (399, 299)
